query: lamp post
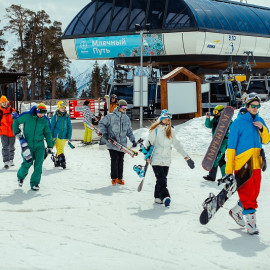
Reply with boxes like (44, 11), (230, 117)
(135, 23), (150, 128)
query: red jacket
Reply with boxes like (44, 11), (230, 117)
(0, 106), (15, 137)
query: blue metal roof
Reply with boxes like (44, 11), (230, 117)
(62, 0), (270, 38)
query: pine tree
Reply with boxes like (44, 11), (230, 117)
(101, 64), (110, 97)
(45, 21), (70, 99)
(65, 76), (78, 98)
(4, 5), (33, 100)
(80, 89), (88, 99)
(0, 21), (7, 69)
(90, 61), (102, 99)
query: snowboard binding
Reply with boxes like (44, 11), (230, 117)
(133, 165), (146, 178)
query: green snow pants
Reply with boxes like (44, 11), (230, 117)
(17, 146), (45, 188)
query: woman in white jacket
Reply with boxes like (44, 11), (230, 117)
(144, 110), (195, 207)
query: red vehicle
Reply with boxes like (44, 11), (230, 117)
(69, 99), (95, 119)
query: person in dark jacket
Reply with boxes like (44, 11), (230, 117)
(203, 105), (231, 182)
(13, 103), (53, 191)
(51, 101), (72, 169)
(99, 99), (137, 185)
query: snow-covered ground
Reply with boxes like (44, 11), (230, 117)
(0, 102), (270, 270)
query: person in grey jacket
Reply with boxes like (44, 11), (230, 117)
(98, 99), (137, 185)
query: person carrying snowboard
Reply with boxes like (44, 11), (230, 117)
(13, 103), (53, 191)
(51, 101), (72, 169)
(82, 100), (98, 144)
(226, 93), (270, 234)
(98, 99), (137, 185)
(203, 105), (231, 182)
(0, 95), (17, 169)
(143, 109), (195, 207)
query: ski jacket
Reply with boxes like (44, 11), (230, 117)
(98, 108), (135, 152)
(12, 106), (53, 149)
(144, 124), (188, 166)
(51, 110), (72, 140)
(0, 105), (16, 137)
(82, 105), (95, 124)
(225, 108), (270, 174)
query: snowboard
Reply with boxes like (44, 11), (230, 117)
(200, 157), (253, 225)
(20, 138), (32, 163)
(86, 122), (138, 157)
(202, 106), (234, 171)
(134, 144), (154, 192)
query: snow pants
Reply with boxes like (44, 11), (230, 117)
(55, 138), (66, 156)
(238, 169), (261, 214)
(83, 124), (92, 143)
(17, 146), (45, 188)
(152, 166), (170, 200)
(108, 149), (124, 180)
(1, 135), (15, 163)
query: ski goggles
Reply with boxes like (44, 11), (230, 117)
(245, 93), (261, 105)
(120, 105), (127, 110)
(160, 112), (172, 120)
(213, 109), (223, 115)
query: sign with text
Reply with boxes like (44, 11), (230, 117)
(75, 34), (164, 59)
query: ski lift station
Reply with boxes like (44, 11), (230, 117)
(62, 0), (270, 118)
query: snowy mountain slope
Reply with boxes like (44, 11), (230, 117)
(0, 102), (269, 270)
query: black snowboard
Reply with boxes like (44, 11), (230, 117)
(202, 106), (234, 171)
(200, 157), (253, 225)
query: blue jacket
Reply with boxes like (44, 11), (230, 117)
(226, 108), (270, 173)
(51, 110), (72, 140)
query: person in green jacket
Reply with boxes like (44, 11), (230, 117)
(203, 105), (231, 182)
(51, 101), (72, 169)
(13, 103), (53, 190)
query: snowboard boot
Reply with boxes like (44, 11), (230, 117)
(111, 179), (117, 186)
(246, 213), (259, 235)
(116, 179), (125, 185)
(52, 154), (60, 167)
(229, 202), (245, 227)
(203, 175), (215, 181)
(31, 185), (40, 191)
(18, 179), (24, 187)
(4, 161), (9, 169)
(163, 197), (171, 207)
(58, 154), (66, 169)
(154, 198), (162, 204)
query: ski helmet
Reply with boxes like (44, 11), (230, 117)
(213, 105), (224, 115)
(245, 92), (261, 106)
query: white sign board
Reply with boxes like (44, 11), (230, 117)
(167, 82), (197, 114)
(133, 76), (148, 107)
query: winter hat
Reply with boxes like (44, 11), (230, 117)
(245, 92), (261, 106)
(0, 95), (8, 103)
(159, 109), (172, 121)
(57, 101), (66, 109)
(111, 94), (117, 99)
(83, 100), (90, 106)
(36, 103), (47, 114)
(213, 105), (224, 115)
(118, 99), (128, 107)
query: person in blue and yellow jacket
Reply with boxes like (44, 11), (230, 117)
(226, 93), (270, 235)
(51, 101), (72, 169)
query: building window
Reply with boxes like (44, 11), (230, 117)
(94, 1), (113, 33)
(147, 0), (166, 29)
(128, 0), (148, 30)
(111, 0), (131, 32)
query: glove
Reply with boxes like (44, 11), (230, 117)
(186, 158), (195, 169)
(47, 148), (53, 154)
(132, 141), (137, 147)
(12, 111), (18, 119)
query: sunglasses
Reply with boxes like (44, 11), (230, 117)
(250, 104), (261, 109)
(120, 105), (127, 110)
